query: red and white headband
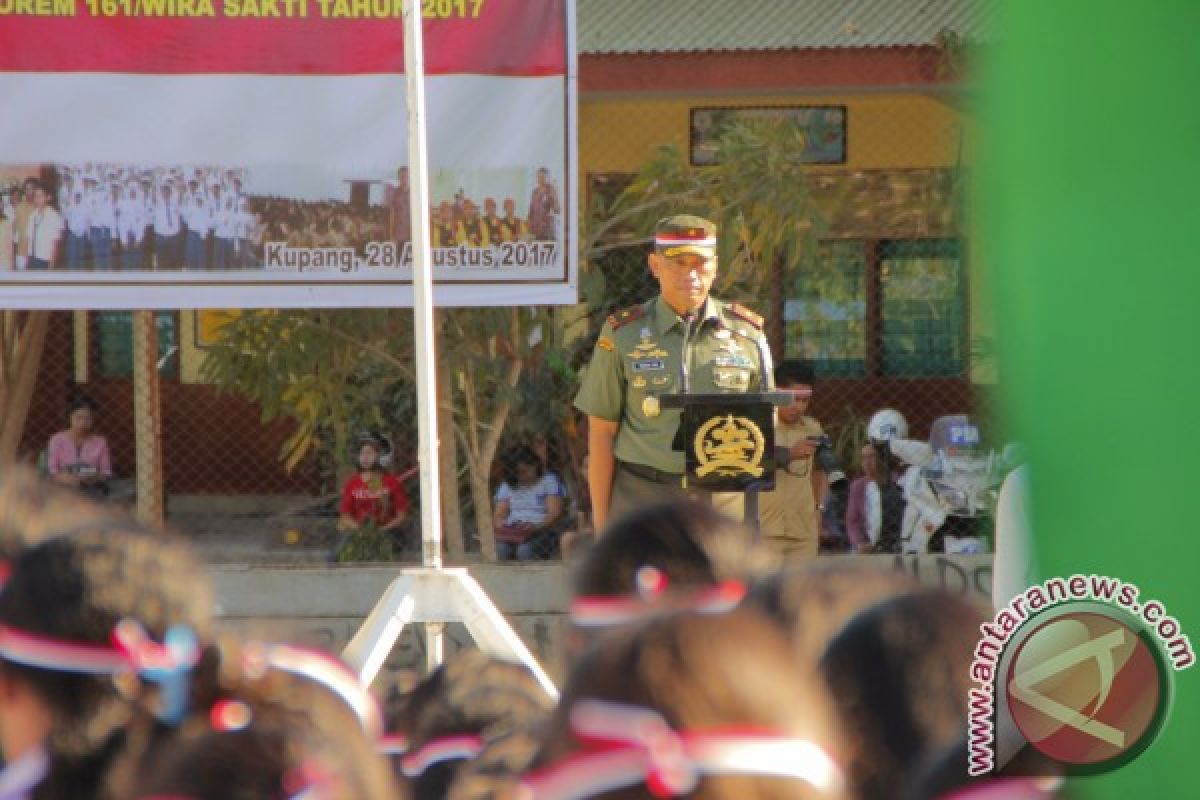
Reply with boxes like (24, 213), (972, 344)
(655, 233), (717, 250)
(378, 733), (409, 757)
(241, 642), (383, 739)
(518, 700), (844, 799)
(0, 619), (200, 724)
(400, 733), (485, 777)
(570, 568), (746, 629)
(942, 776), (1064, 800)
(0, 623), (131, 675)
(150, 762), (337, 800)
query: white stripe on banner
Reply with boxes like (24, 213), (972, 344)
(0, 74), (563, 171)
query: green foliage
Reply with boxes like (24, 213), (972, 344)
(334, 521), (395, 563)
(578, 118), (828, 341)
(200, 309), (414, 478)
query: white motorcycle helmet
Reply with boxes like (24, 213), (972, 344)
(867, 409), (908, 444)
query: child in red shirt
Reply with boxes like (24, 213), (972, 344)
(338, 432), (410, 532)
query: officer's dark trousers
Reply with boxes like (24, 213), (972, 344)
(607, 463), (721, 530)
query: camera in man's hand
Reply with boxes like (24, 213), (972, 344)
(806, 435), (847, 486)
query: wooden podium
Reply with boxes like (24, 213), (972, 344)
(661, 391), (796, 531)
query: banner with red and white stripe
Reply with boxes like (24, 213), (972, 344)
(0, 0), (577, 308)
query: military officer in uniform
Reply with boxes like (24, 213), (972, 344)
(574, 215), (773, 532)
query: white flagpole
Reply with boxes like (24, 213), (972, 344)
(402, 0), (445, 669)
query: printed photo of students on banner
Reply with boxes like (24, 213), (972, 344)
(2, 161), (563, 275)
(0, 0), (575, 308)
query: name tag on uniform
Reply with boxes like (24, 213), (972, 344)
(632, 359), (666, 372)
(713, 354), (753, 368)
(712, 366), (751, 390)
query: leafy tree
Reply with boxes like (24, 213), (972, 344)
(438, 306), (553, 559)
(201, 309), (412, 476)
(576, 118), (828, 361)
(200, 305), (551, 560)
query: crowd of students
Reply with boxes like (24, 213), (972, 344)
(1, 166), (401, 271)
(1, 167), (259, 271)
(0, 465), (1058, 800)
(256, 196), (389, 256)
(388, 166), (561, 251)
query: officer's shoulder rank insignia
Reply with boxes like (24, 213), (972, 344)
(606, 304), (647, 331)
(727, 302), (764, 331)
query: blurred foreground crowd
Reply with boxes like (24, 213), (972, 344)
(0, 467), (1057, 800)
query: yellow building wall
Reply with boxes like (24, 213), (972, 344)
(180, 311), (201, 384)
(181, 310), (238, 384)
(579, 92), (967, 176)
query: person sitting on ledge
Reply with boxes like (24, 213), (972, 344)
(493, 444), (565, 561)
(46, 396), (112, 499)
(338, 431), (410, 537)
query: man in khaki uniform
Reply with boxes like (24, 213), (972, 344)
(574, 215), (772, 532)
(758, 360), (827, 560)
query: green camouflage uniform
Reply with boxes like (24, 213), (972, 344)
(574, 293), (771, 518)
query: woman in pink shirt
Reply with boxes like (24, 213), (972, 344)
(46, 397), (112, 497)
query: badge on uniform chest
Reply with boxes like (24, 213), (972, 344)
(712, 366), (751, 390)
(628, 328), (669, 361)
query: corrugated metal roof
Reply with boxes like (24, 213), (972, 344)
(577, 0), (992, 54)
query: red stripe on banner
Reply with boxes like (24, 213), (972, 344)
(0, 0), (564, 75)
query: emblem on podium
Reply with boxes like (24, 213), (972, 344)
(694, 414), (765, 478)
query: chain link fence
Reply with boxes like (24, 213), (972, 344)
(7, 14), (993, 561)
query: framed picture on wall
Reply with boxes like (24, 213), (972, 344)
(690, 106), (847, 166)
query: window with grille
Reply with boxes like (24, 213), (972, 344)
(785, 238), (964, 378)
(784, 240), (867, 376)
(94, 312), (179, 379)
(879, 239), (965, 377)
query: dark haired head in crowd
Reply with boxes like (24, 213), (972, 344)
(529, 607), (847, 799)
(572, 500), (772, 599)
(774, 360), (815, 389)
(820, 590), (987, 800)
(127, 637), (398, 800)
(390, 649), (554, 799)
(746, 560), (920, 664)
(0, 520), (214, 800)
